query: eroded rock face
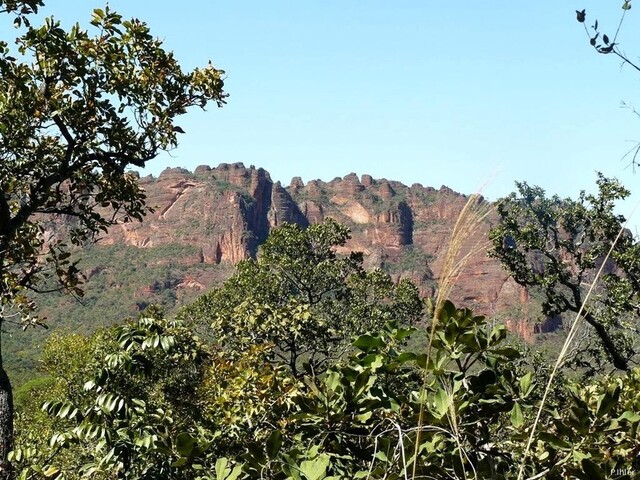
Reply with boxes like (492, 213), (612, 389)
(85, 163), (541, 339)
(269, 181), (308, 228)
(102, 164), (265, 265)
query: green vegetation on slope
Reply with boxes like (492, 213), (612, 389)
(11, 212), (640, 479)
(6, 243), (232, 388)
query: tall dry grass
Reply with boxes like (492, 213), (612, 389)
(403, 185), (638, 479)
(411, 192), (494, 480)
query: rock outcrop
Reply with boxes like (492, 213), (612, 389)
(74, 163), (544, 339)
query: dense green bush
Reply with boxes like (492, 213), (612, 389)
(179, 219), (423, 377)
(13, 300), (640, 479)
(11, 218), (640, 479)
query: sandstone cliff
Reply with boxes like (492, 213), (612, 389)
(73, 162), (538, 338)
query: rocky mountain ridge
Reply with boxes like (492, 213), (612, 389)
(74, 161), (557, 341)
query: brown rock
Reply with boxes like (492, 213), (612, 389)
(379, 180), (395, 199)
(194, 165), (212, 175)
(343, 172), (365, 193)
(289, 176), (304, 193)
(55, 165), (544, 341)
(269, 182), (308, 228)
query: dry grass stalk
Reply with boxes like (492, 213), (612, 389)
(411, 193), (493, 479)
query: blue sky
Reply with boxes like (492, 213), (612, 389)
(47, 2), (640, 220)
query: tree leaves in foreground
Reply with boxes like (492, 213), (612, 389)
(0, 0), (226, 473)
(16, 300), (640, 478)
(178, 219), (423, 377)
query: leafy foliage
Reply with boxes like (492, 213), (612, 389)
(13, 315), (214, 479)
(13, 300), (640, 479)
(524, 369), (640, 479)
(11, 301), (530, 479)
(489, 175), (638, 372)
(179, 219), (423, 376)
(198, 343), (295, 450)
(0, 1), (226, 325)
(0, 0), (226, 469)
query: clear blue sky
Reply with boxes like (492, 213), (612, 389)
(46, 2), (640, 221)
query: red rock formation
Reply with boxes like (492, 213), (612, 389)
(71, 163), (544, 339)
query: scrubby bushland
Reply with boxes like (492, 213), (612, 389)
(13, 300), (640, 479)
(10, 217), (640, 479)
(178, 219), (423, 377)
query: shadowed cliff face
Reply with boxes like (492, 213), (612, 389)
(60, 162), (536, 338)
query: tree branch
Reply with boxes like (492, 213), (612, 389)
(581, 310), (628, 370)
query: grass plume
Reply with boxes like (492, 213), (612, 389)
(411, 192), (493, 479)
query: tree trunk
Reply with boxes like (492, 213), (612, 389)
(582, 310), (629, 371)
(0, 325), (13, 480)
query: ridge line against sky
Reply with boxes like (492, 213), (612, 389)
(45, 2), (640, 220)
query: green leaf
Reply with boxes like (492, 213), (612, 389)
(266, 430), (282, 459)
(510, 402), (524, 428)
(618, 410), (640, 423)
(171, 458), (189, 467)
(215, 458), (229, 479)
(353, 370), (374, 398)
(595, 388), (619, 417)
(415, 353), (428, 368)
(175, 432), (196, 457)
(492, 347), (520, 358)
(160, 336), (171, 352)
(58, 403), (71, 418)
(226, 465), (244, 480)
(396, 352), (417, 363)
(538, 432), (571, 451)
(433, 388), (449, 419)
(324, 371), (341, 392)
(519, 371), (534, 397)
(353, 334), (383, 352)
(362, 353), (384, 369)
(299, 454), (330, 480)
(43, 465), (60, 478)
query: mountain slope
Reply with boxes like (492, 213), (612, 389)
(8, 162), (555, 384)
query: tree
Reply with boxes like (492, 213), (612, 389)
(233, 301), (535, 479)
(489, 175), (638, 372)
(18, 303), (640, 478)
(17, 301), (537, 479)
(0, 0), (226, 474)
(178, 219), (423, 377)
(13, 314), (215, 479)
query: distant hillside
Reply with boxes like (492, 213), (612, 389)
(8, 162), (559, 384)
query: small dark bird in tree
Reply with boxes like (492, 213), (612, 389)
(576, 9), (586, 23)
